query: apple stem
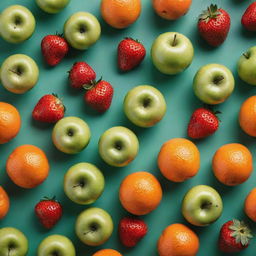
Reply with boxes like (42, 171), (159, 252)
(8, 247), (11, 256)
(9, 69), (21, 76)
(213, 76), (224, 85)
(243, 53), (249, 59)
(201, 201), (212, 210)
(172, 34), (177, 47)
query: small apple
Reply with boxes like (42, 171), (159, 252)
(36, 0), (70, 14)
(0, 227), (28, 256)
(123, 85), (167, 128)
(64, 12), (101, 50)
(98, 126), (139, 167)
(37, 235), (75, 256)
(193, 64), (235, 105)
(151, 32), (194, 75)
(75, 207), (113, 246)
(182, 185), (223, 226)
(237, 46), (256, 86)
(0, 5), (35, 43)
(64, 162), (105, 205)
(0, 54), (39, 94)
(52, 116), (91, 154)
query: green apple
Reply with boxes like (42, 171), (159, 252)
(52, 116), (91, 154)
(0, 5), (35, 43)
(75, 207), (113, 246)
(98, 126), (139, 167)
(64, 162), (105, 205)
(36, 0), (70, 14)
(182, 185), (223, 226)
(237, 46), (256, 86)
(37, 235), (75, 256)
(151, 32), (194, 75)
(64, 12), (101, 50)
(0, 54), (39, 94)
(123, 85), (167, 128)
(193, 64), (235, 105)
(0, 227), (28, 256)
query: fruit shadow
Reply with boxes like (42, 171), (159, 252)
(239, 26), (256, 40)
(231, 0), (248, 4)
(233, 72), (256, 96)
(30, 117), (54, 130)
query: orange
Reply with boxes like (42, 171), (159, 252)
(101, 0), (141, 29)
(212, 143), (253, 186)
(239, 96), (256, 137)
(92, 249), (122, 256)
(0, 102), (21, 144)
(0, 186), (10, 219)
(119, 171), (162, 215)
(6, 145), (50, 189)
(158, 223), (199, 256)
(152, 0), (192, 20)
(158, 138), (200, 182)
(244, 188), (256, 222)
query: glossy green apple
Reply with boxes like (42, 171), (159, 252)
(52, 116), (91, 154)
(193, 64), (235, 105)
(75, 207), (113, 246)
(0, 227), (28, 256)
(64, 162), (105, 205)
(182, 185), (223, 226)
(36, 0), (70, 14)
(151, 32), (194, 75)
(37, 235), (75, 256)
(0, 5), (35, 43)
(64, 12), (101, 50)
(237, 46), (256, 86)
(0, 54), (39, 94)
(123, 85), (167, 128)
(98, 126), (139, 167)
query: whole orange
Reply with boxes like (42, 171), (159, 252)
(0, 102), (21, 144)
(212, 143), (253, 186)
(152, 0), (192, 20)
(92, 249), (122, 256)
(101, 0), (141, 29)
(0, 186), (10, 219)
(158, 138), (200, 182)
(158, 223), (199, 256)
(244, 188), (256, 222)
(6, 145), (50, 189)
(239, 96), (256, 137)
(119, 171), (162, 215)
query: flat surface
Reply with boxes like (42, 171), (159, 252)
(1, 0), (256, 255)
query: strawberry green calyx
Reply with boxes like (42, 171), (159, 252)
(124, 37), (141, 44)
(83, 77), (102, 90)
(41, 196), (57, 202)
(199, 4), (221, 23)
(52, 93), (66, 113)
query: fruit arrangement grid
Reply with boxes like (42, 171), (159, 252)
(1, 0), (256, 255)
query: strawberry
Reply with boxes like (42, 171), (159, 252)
(187, 107), (219, 139)
(219, 219), (253, 253)
(242, 2), (256, 31)
(41, 34), (69, 66)
(84, 79), (114, 112)
(32, 94), (65, 123)
(35, 196), (63, 229)
(198, 4), (231, 47)
(118, 217), (148, 247)
(118, 38), (146, 71)
(69, 62), (96, 89)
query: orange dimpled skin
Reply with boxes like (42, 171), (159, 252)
(0, 102), (21, 144)
(158, 223), (199, 256)
(212, 143), (253, 186)
(6, 145), (50, 189)
(158, 138), (200, 182)
(152, 0), (192, 20)
(92, 249), (122, 256)
(0, 186), (10, 219)
(244, 188), (256, 222)
(119, 171), (162, 215)
(101, 0), (141, 29)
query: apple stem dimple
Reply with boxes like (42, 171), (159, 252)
(73, 181), (85, 188)
(172, 34), (177, 47)
(243, 53), (250, 59)
(213, 75), (224, 85)
(201, 201), (212, 210)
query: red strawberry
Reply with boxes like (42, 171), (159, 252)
(84, 79), (114, 112)
(198, 4), (231, 47)
(242, 2), (256, 31)
(187, 107), (219, 139)
(118, 38), (146, 71)
(219, 219), (253, 253)
(69, 62), (96, 89)
(119, 217), (148, 247)
(35, 196), (63, 229)
(41, 35), (69, 66)
(32, 94), (65, 123)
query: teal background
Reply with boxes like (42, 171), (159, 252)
(1, 0), (256, 255)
